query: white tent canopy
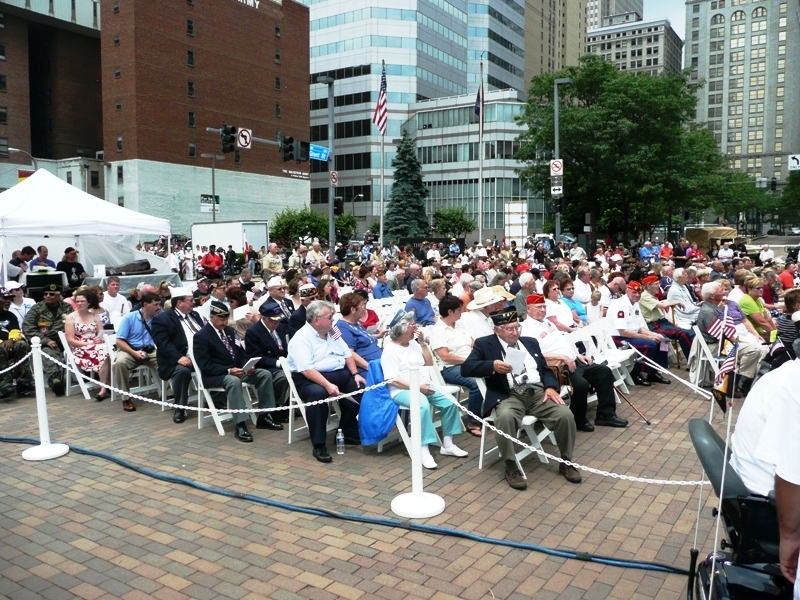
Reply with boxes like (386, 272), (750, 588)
(0, 169), (172, 280)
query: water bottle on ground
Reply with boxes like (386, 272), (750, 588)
(336, 429), (345, 455)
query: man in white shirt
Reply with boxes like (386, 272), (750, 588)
(759, 244), (775, 266)
(667, 268), (701, 324)
(607, 280), (671, 386)
(460, 287), (506, 339)
(99, 276), (131, 318)
(717, 241), (734, 261)
(522, 293), (627, 430)
(573, 268), (593, 305)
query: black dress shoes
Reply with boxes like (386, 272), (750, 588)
(595, 415), (629, 428)
(173, 408), (187, 423)
(256, 414), (284, 430)
(343, 436), (361, 445)
(313, 445), (332, 463)
(632, 373), (651, 386)
(272, 409), (290, 423)
(504, 467), (527, 490)
(650, 372), (672, 384)
(576, 420), (595, 432)
(235, 422), (253, 443)
(559, 463), (582, 484)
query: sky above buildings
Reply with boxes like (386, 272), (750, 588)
(644, 0), (686, 39)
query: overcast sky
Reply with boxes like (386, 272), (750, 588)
(643, 0), (687, 39)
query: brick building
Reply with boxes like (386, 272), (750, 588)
(0, 0), (310, 235)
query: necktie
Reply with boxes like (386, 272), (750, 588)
(219, 330), (236, 359)
(271, 329), (283, 350)
(280, 301), (292, 318)
(184, 315), (199, 334)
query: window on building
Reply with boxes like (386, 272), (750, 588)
(0, 106), (7, 124)
(694, 3), (700, 12)
(275, 77), (281, 90)
(117, 166), (123, 183)
(711, 14), (725, 25)
(188, 111), (195, 127)
(775, 128), (783, 138)
(234, 149), (241, 165)
(113, 2), (119, 13)
(187, 0), (194, 4)
(275, 50), (281, 64)
(0, 45), (6, 60)
(753, 6), (767, 17)
(188, 143), (196, 157)
(90, 171), (99, 188)
(275, 103), (281, 118)
(187, 19), (194, 36)
(117, 196), (124, 207)
(692, 17), (699, 27)
(0, 12), (5, 28)
(188, 81), (195, 97)
(187, 50), (194, 67)
(0, 76), (5, 93)
(114, 67), (121, 78)
(731, 10), (745, 21)
(275, 22), (281, 37)
(113, 35), (120, 46)
(116, 136), (122, 152)
(115, 100), (121, 110)
(775, 142), (782, 152)
(66, 172), (72, 184)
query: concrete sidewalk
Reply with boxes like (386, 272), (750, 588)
(0, 369), (723, 599)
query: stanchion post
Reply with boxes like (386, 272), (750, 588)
(391, 354), (445, 518)
(22, 337), (69, 461)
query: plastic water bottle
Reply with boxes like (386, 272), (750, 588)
(336, 429), (345, 455)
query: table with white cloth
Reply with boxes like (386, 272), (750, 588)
(84, 273), (182, 296)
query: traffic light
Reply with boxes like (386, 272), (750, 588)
(221, 124), (237, 153)
(293, 140), (310, 162)
(280, 136), (294, 162)
(771, 177), (777, 191)
(334, 197), (344, 216)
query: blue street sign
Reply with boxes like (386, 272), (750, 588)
(308, 144), (330, 162)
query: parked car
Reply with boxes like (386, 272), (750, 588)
(788, 227), (800, 236)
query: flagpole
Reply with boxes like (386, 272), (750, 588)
(379, 134), (385, 247)
(478, 60), (484, 244)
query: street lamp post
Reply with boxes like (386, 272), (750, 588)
(9, 147), (38, 171)
(553, 77), (572, 240)
(352, 193), (363, 216)
(200, 153), (224, 223)
(317, 75), (336, 260)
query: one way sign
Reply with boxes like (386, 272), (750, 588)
(790, 154), (800, 171)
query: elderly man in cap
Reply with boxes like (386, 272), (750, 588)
(521, 294), (627, 431)
(639, 274), (695, 359)
(287, 283), (318, 338)
(151, 286), (205, 423)
(287, 300), (363, 463)
(23, 283), (73, 395)
(0, 287), (35, 398)
(259, 276), (294, 319)
(607, 281), (671, 386)
(462, 305), (581, 489)
(197, 280), (229, 322)
(113, 291), (161, 412)
(460, 286), (507, 339)
(194, 301), (285, 440)
(243, 303), (290, 424)
(192, 277), (211, 306)
(598, 276), (626, 318)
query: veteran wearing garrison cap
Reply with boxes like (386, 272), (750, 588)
(193, 301), (286, 441)
(638, 274), (695, 360)
(606, 280), (671, 387)
(461, 305), (581, 490)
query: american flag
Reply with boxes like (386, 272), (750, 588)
(372, 61), (387, 135)
(331, 325), (342, 341)
(714, 343), (738, 386)
(707, 313), (736, 341)
(474, 82), (483, 117)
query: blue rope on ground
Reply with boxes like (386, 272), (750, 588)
(2, 435), (690, 577)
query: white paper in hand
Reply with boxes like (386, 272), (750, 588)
(242, 357), (261, 372)
(505, 347), (527, 375)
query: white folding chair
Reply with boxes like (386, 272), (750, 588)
(188, 351), (257, 435)
(278, 357), (342, 444)
(58, 331), (99, 399)
(475, 378), (556, 480)
(690, 325), (721, 386)
(591, 321), (638, 389)
(104, 335), (165, 404)
(567, 327), (624, 400)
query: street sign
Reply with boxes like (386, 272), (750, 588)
(200, 194), (219, 213)
(551, 186), (563, 195)
(308, 144), (330, 162)
(330, 170), (339, 187)
(551, 175), (563, 196)
(236, 128), (252, 149)
(550, 159), (564, 176)
(790, 154), (800, 171)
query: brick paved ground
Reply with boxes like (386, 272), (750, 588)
(0, 365), (728, 599)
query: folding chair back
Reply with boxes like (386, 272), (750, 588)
(278, 356), (342, 443)
(58, 331), (97, 399)
(188, 351), (257, 435)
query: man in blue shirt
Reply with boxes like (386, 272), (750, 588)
(113, 291), (161, 412)
(639, 241), (660, 264)
(404, 279), (436, 326)
(29, 245), (56, 270)
(371, 271), (393, 300)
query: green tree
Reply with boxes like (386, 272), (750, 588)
(516, 55), (730, 240)
(270, 206), (328, 248)
(385, 130), (430, 240)
(334, 213), (358, 244)
(431, 207), (475, 238)
(778, 172), (800, 229)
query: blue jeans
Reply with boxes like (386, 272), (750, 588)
(392, 389), (464, 446)
(441, 365), (482, 423)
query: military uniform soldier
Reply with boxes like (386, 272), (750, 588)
(22, 283), (73, 395)
(0, 287), (34, 398)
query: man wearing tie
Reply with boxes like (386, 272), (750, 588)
(244, 303), (290, 424)
(151, 287), (204, 424)
(258, 276), (294, 319)
(193, 301), (284, 442)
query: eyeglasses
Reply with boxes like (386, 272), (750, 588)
(500, 325), (521, 332)
(273, 287), (286, 291)
(43, 292), (58, 297)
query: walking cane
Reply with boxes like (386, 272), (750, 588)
(614, 387), (651, 425)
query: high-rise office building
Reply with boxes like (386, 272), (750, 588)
(587, 0), (643, 30)
(686, 0), (798, 185)
(586, 19), (684, 75)
(524, 0), (587, 83)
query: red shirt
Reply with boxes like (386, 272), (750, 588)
(779, 270), (794, 290)
(200, 252), (223, 276)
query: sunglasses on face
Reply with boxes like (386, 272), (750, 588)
(43, 292), (59, 297)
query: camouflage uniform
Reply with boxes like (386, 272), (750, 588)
(0, 310), (33, 397)
(22, 298), (73, 391)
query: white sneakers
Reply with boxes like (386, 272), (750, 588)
(421, 454), (438, 469)
(440, 444), (468, 458)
